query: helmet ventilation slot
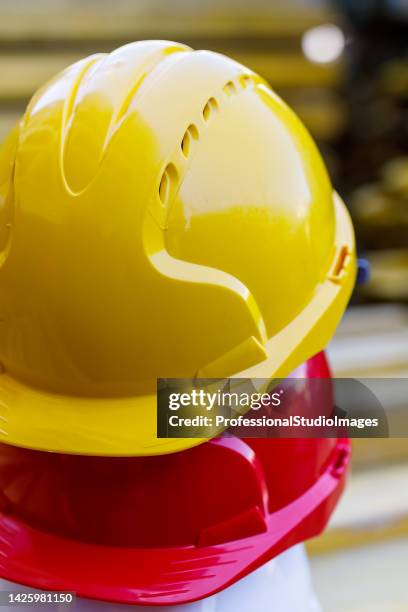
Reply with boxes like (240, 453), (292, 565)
(223, 80), (237, 96)
(181, 124), (199, 158)
(159, 163), (178, 207)
(239, 74), (253, 89)
(202, 97), (218, 122)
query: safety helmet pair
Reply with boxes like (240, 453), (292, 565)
(0, 40), (355, 606)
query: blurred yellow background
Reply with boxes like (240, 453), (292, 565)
(0, 1), (407, 610)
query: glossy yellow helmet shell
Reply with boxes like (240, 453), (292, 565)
(0, 41), (355, 455)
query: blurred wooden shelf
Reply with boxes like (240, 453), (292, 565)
(328, 304), (408, 377)
(353, 438), (408, 470)
(0, 53), (79, 101)
(0, 3), (335, 42)
(308, 463), (408, 556)
(311, 537), (408, 611)
(285, 91), (346, 139)
(333, 304), (408, 337)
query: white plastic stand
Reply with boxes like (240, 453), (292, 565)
(0, 545), (321, 611)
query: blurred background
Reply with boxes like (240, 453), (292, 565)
(0, 0), (407, 610)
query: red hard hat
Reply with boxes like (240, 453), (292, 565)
(0, 352), (350, 606)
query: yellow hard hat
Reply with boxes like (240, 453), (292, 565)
(0, 41), (355, 456)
